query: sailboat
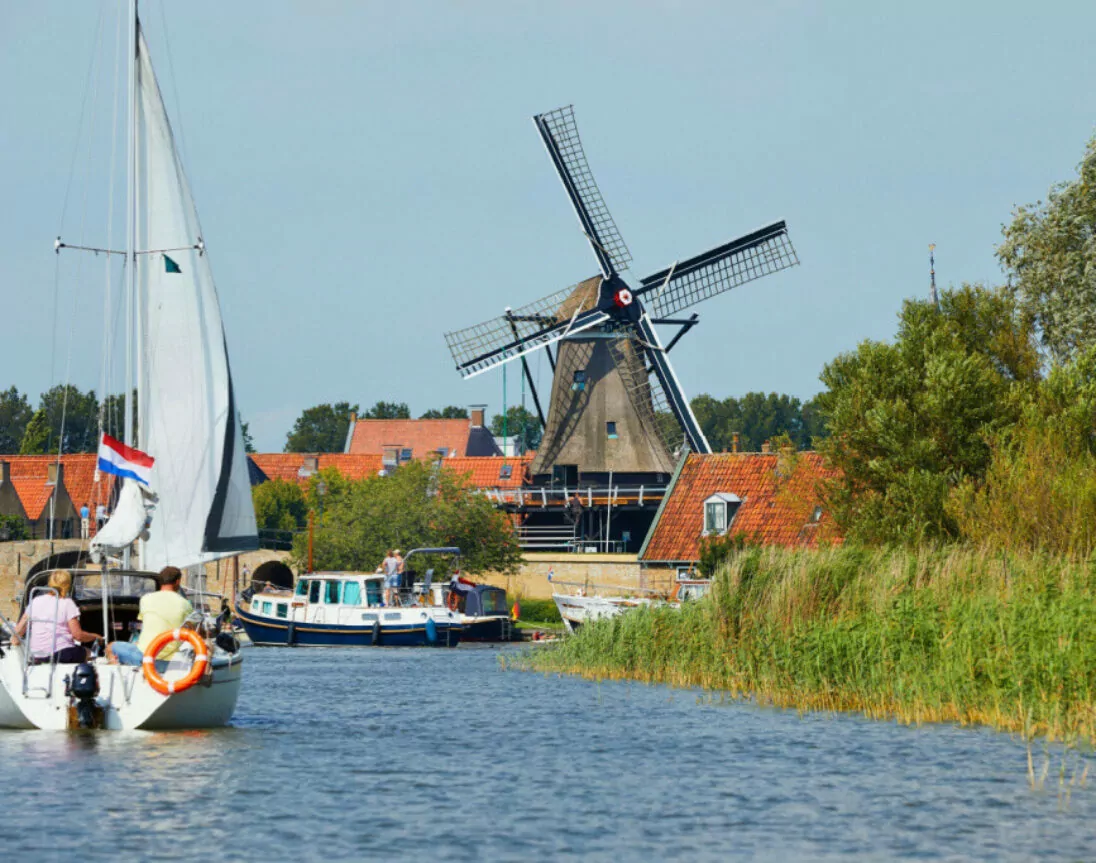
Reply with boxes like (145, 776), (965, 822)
(0, 1), (258, 730)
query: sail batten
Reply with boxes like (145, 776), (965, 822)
(135, 26), (257, 570)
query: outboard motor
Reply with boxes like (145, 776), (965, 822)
(65, 663), (100, 729)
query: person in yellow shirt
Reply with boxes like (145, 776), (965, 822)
(107, 566), (195, 665)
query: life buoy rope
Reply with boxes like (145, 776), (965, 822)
(142, 628), (209, 696)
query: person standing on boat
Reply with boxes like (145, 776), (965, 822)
(79, 502), (90, 539)
(95, 502), (107, 533)
(381, 550), (400, 606)
(11, 570), (103, 663)
(106, 566), (194, 666)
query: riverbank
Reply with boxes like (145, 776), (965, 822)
(515, 545), (1096, 743)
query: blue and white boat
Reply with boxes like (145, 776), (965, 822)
(235, 572), (463, 647)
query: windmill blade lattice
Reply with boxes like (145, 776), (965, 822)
(444, 276), (607, 379)
(638, 221), (798, 319)
(537, 105), (632, 276)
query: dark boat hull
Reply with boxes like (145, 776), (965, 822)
(235, 605), (462, 648)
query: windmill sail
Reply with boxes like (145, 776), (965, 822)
(135, 26), (257, 570)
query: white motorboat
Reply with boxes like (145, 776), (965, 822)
(0, 1), (257, 729)
(552, 580), (711, 633)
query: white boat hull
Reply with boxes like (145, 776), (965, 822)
(0, 645), (242, 731)
(552, 593), (652, 633)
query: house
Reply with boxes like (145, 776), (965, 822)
(343, 407), (501, 465)
(0, 457), (111, 540)
(638, 449), (841, 579)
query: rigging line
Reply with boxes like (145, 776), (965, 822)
(99, 6), (125, 450)
(49, 6), (107, 401)
(157, 0), (189, 169)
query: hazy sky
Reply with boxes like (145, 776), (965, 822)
(2, 1), (1094, 451)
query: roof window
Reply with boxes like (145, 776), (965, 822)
(499, 464), (513, 480)
(703, 492), (742, 535)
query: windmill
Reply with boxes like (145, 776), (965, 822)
(445, 105), (799, 485)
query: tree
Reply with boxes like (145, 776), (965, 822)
(490, 406), (542, 452)
(241, 420), (256, 454)
(363, 401), (410, 420)
(39, 384), (99, 453)
(252, 478), (308, 533)
(999, 133), (1096, 364)
(293, 459), (521, 575)
(0, 387), (33, 453)
(0, 513), (28, 541)
(690, 391), (828, 452)
(815, 284), (1041, 545)
(419, 406), (468, 419)
(100, 390), (137, 444)
(285, 401), (359, 453)
(19, 409), (50, 454)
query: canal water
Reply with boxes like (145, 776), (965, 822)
(0, 646), (1092, 861)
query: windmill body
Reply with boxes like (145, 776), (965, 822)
(446, 106), (798, 552)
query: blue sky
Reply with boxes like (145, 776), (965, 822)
(2, 1), (1094, 451)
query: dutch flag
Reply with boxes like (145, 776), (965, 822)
(97, 433), (155, 488)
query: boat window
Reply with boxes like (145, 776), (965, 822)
(480, 589), (509, 615)
(361, 613), (378, 622)
(276, 603), (288, 619)
(261, 601), (273, 614)
(308, 581), (320, 603)
(325, 581), (341, 604)
(364, 581), (382, 606)
(384, 612), (400, 621)
(343, 582), (361, 605)
(251, 600), (259, 612)
(295, 580), (308, 596)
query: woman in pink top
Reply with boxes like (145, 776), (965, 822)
(12, 570), (102, 664)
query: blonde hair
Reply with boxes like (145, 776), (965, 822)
(48, 570), (72, 598)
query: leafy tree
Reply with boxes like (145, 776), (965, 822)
(815, 285), (1041, 545)
(998, 134), (1096, 364)
(490, 406), (542, 452)
(39, 384), (99, 453)
(19, 409), (50, 454)
(419, 406), (468, 420)
(241, 420), (256, 454)
(0, 387), (33, 453)
(363, 401), (410, 419)
(0, 513), (28, 541)
(252, 478), (308, 533)
(293, 459), (521, 575)
(285, 401), (359, 453)
(690, 391), (827, 452)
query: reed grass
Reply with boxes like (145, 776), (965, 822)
(515, 545), (1096, 744)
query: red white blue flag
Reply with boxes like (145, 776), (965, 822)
(97, 433), (155, 487)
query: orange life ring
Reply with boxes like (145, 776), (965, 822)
(142, 628), (209, 695)
(447, 591), (460, 612)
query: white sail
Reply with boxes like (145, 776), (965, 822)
(89, 479), (153, 559)
(135, 26), (257, 570)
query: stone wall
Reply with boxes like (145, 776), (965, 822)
(476, 552), (675, 600)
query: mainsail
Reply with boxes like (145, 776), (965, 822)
(135, 26), (257, 570)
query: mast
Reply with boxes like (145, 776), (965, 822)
(123, 0), (137, 568)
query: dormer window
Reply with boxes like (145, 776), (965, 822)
(703, 492), (741, 535)
(382, 446), (399, 469)
(572, 370), (587, 392)
(499, 464), (513, 480)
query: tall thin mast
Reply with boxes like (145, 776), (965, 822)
(123, 0), (137, 568)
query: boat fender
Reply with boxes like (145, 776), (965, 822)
(372, 620), (382, 646)
(142, 629), (210, 696)
(425, 617), (438, 644)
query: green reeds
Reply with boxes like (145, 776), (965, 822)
(516, 545), (1096, 743)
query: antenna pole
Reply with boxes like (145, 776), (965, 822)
(929, 243), (938, 308)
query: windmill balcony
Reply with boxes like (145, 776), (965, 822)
(479, 483), (668, 513)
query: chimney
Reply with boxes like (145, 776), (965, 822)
(348, 411), (357, 425)
(732, 433), (740, 454)
(47, 463), (64, 486)
(761, 441), (771, 454)
(0, 460), (9, 485)
(470, 405), (486, 428)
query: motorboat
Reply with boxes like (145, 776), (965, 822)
(552, 579), (711, 633)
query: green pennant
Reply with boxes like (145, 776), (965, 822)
(164, 254), (182, 274)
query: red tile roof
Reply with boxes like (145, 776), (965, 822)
(346, 418), (499, 458)
(250, 453), (384, 487)
(2, 455), (115, 520)
(640, 451), (842, 563)
(439, 456), (534, 489)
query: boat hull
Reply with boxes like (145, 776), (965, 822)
(235, 604), (462, 648)
(0, 645), (242, 731)
(459, 615), (516, 642)
(552, 593), (652, 633)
